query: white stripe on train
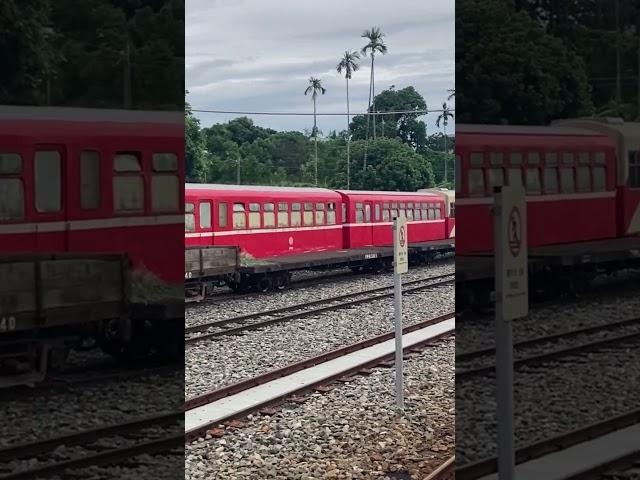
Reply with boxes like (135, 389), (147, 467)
(0, 215), (184, 235)
(184, 220), (446, 238)
(457, 191), (616, 206)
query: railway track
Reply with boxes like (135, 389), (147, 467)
(185, 312), (455, 441)
(456, 409), (640, 480)
(0, 412), (183, 479)
(185, 273), (454, 344)
(456, 316), (640, 379)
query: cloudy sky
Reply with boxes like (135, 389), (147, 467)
(186, 0), (454, 135)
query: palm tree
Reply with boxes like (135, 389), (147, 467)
(361, 26), (388, 161)
(304, 77), (326, 186)
(436, 102), (454, 183)
(336, 50), (360, 189)
(447, 89), (455, 101)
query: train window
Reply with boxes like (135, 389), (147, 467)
(562, 153), (574, 165)
(327, 203), (336, 225)
(490, 152), (504, 165)
(527, 152), (540, 165)
(421, 208), (428, 220)
(560, 167), (575, 193)
(595, 152), (606, 165)
(356, 202), (363, 209)
(578, 152), (590, 165)
(526, 168), (541, 195)
(434, 207), (442, 219)
(414, 208), (420, 219)
(304, 202), (313, 211)
(407, 209), (414, 221)
(278, 202), (288, 211)
(427, 207), (434, 220)
(0, 153), (22, 174)
(364, 204), (371, 222)
(114, 176), (143, 213)
(468, 169), (484, 197)
(383, 209), (390, 221)
(292, 202), (301, 211)
(383, 202), (389, 209)
(233, 203), (246, 229)
(356, 208), (364, 223)
(0, 179), (24, 220)
(264, 203), (275, 212)
(450, 203), (455, 218)
(543, 167), (559, 194)
(342, 204), (347, 223)
(315, 209), (325, 225)
(391, 202), (398, 209)
(576, 166), (591, 192)
(249, 210), (261, 228)
(200, 202), (211, 229)
(510, 152), (523, 165)
(593, 167), (606, 191)
(399, 209), (406, 219)
(249, 203), (260, 212)
(80, 150), (100, 210)
(35, 150), (61, 213)
(277, 209), (289, 227)
(264, 208), (276, 228)
(114, 153), (142, 172)
(185, 203), (195, 232)
(488, 168), (504, 189)
(470, 152), (484, 166)
(152, 176), (180, 213)
(303, 209), (313, 226)
(407, 202), (414, 209)
(545, 152), (558, 165)
(315, 203), (324, 210)
(399, 202), (406, 209)
(374, 204), (381, 221)
(508, 168), (522, 187)
(218, 202), (228, 228)
(630, 151), (640, 188)
(152, 153), (178, 172)
(291, 209), (302, 227)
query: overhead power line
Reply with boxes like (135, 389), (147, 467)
(192, 108), (454, 116)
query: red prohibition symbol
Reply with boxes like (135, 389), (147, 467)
(399, 225), (406, 248)
(508, 207), (522, 257)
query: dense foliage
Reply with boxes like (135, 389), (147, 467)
(0, 0), (183, 109)
(457, 0), (640, 124)
(186, 87), (455, 191)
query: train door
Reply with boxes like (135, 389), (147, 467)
(0, 149), (32, 251)
(364, 201), (374, 246)
(199, 200), (212, 246)
(33, 146), (68, 251)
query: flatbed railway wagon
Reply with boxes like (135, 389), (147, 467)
(0, 106), (185, 363)
(0, 254), (128, 388)
(456, 119), (640, 307)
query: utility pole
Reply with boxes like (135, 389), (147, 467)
(123, 36), (132, 109)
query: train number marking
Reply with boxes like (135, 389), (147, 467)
(364, 253), (378, 260)
(0, 316), (17, 332)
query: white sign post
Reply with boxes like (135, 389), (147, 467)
(393, 216), (408, 410)
(494, 185), (528, 480)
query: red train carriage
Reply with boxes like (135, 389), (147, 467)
(337, 190), (447, 248)
(419, 188), (455, 238)
(185, 184), (343, 258)
(456, 124), (618, 254)
(0, 107), (184, 286)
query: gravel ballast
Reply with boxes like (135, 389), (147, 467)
(187, 338), (455, 480)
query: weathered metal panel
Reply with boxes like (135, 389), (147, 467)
(40, 259), (123, 309)
(185, 246), (238, 279)
(0, 262), (36, 315)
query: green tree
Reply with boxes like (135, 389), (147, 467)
(304, 77), (326, 186)
(456, 0), (593, 124)
(336, 50), (360, 189)
(436, 102), (454, 182)
(361, 26), (388, 149)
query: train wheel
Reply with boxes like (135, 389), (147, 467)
(257, 276), (273, 292)
(275, 273), (289, 290)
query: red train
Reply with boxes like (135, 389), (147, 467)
(456, 119), (640, 255)
(0, 106), (184, 362)
(185, 184), (454, 258)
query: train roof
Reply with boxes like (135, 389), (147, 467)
(186, 183), (336, 194)
(0, 106), (183, 123)
(336, 190), (443, 198)
(456, 123), (608, 137)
